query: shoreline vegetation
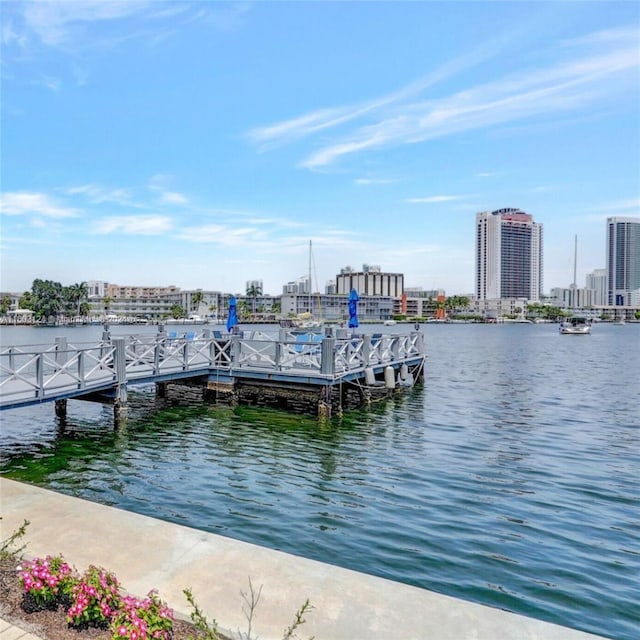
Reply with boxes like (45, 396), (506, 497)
(0, 519), (314, 640)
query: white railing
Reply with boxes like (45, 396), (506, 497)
(0, 330), (425, 408)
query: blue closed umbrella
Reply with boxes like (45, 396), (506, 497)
(348, 288), (359, 328)
(226, 296), (238, 332)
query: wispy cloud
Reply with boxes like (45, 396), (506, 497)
(590, 197), (640, 213)
(160, 191), (188, 206)
(66, 183), (137, 207)
(21, 1), (155, 47)
(247, 26), (639, 170)
(247, 29), (530, 151)
(404, 195), (469, 204)
(178, 224), (262, 245)
(93, 215), (173, 235)
(354, 178), (399, 186)
(7, 1), (249, 53)
(0, 192), (80, 218)
(37, 75), (61, 92)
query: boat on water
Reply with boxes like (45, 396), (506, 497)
(383, 319), (397, 326)
(559, 316), (591, 335)
(559, 237), (591, 335)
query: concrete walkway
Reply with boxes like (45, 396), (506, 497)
(1, 478), (607, 640)
(0, 618), (41, 640)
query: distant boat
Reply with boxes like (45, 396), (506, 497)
(560, 234), (590, 335)
(383, 319), (397, 326)
(559, 316), (591, 335)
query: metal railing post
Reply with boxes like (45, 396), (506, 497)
(36, 354), (43, 398)
(320, 337), (335, 375)
(55, 337), (67, 372)
(362, 335), (371, 366)
(77, 350), (85, 388)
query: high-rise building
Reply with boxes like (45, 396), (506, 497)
(585, 268), (607, 306)
(336, 265), (403, 297)
(475, 208), (543, 301)
(606, 217), (640, 305)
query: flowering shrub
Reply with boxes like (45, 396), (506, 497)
(110, 590), (174, 640)
(19, 555), (76, 611)
(67, 565), (122, 629)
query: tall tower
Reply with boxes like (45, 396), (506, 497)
(606, 217), (640, 305)
(476, 208), (543, 301)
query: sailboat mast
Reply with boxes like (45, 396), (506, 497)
(573, 234), (577, 290)
(309, 240), (312, 314)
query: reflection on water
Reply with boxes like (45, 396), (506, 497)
(1, 323), (639, 640)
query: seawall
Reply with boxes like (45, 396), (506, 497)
(0, 478), (606, 640)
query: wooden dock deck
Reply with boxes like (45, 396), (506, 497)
(0, 328), (426, 418)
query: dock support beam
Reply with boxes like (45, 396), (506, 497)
(54, 399), (67, 420)
(113, 338), (128, 428)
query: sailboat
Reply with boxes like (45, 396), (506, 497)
(297, 240), (323, 330)
(280, 241), (324, 331)
(560, 235), (591, 335)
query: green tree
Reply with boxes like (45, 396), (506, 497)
(170, 305), (185, 319)
(237, 300), (250, 319)
(65, 282), (89, 316)
(30, 279), (63, 320)
(103, 296), (114, 315)
(0, 295), (11, 315)
(192, 290), (204, 312)
(18, 291), (33, 310)
(246, 283), (263, 315)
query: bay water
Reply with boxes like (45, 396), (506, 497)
(1, 323), (638, 639)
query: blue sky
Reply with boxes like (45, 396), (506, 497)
(1, 1), (639, 296)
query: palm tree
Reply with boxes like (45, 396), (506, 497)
(192, 290), (203, 313)
(66, 282), (88, 316)
(103, 296), (114, 316)
(246, 283), (263, 316)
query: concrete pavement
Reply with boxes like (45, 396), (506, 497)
(0, 478), (607, 640)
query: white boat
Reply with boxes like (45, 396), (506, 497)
(383, 319), (397, 326)
(559, 237), (591, 335)
(559, 317), (591, 335)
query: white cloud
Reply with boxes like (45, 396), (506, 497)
(178, 224), (261, 245)
(66, 184), (137, 206)
(404, 195), (468, 204)
(160, 191), (188, 205)
(354, 178), (399, 186)
(22, 1), (155, 46)
(0, 192), (80, 218)
(93, 215), (173, 235)
(248, 26), (640, 170)
(246, 28), (524, 150)
(590, 197), (640, 213)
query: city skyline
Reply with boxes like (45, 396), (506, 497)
(2, 2), (639, 296)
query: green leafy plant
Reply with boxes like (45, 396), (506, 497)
(185, 582), (314, 640)
(0, 518), (29, 560)
(67, 565), (122, 629)
(18, 554), (76, 612)
(111, 590), (174, 640)
(282, 598), (314, 640)
(183, 586), (221, 640)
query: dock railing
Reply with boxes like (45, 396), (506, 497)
(0, 329), (425, 409)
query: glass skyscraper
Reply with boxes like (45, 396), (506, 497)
(607, 217), (640, 305)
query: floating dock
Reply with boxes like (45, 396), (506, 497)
(0, 327), (426, 420)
